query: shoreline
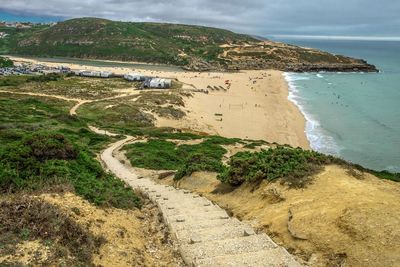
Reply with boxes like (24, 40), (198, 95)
(284, 72), (339, 154)
(8, 56), (310, 149)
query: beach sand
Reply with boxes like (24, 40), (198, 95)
(9, 56), (309, 149)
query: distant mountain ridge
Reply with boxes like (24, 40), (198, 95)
(0, 17), (377, 72)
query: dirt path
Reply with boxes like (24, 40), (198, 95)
(98, 131), (301, 266)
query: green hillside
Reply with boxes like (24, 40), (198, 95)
(3, 18), (255, 65)
(0, 18), (377, 72)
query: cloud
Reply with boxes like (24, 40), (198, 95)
(1, 0), (399, 37)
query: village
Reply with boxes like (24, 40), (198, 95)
(0, 21), (57, 29)
(0, 62), (173, 89)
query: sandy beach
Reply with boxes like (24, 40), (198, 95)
(9, 56), (309, 149)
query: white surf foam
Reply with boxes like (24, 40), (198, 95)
(284, 72), (340, 155)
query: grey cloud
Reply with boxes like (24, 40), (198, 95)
(1, 0), (399, 37)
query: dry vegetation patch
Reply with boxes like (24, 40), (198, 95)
(0, 195), (103, 266)
(0, 192), (184, 267)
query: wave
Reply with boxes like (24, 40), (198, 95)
(284, 72), (341, 155)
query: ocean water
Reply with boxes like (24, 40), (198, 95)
(280, 39), (400, 172)
(0, 10), (61, 23)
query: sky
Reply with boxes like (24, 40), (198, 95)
(1, 0), (400, 39)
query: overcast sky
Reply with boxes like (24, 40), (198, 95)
(1, 0), (400, 39)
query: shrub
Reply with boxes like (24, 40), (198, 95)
(175, 153), (226, 180)
(0, 196), (104, 265)
(23, 133), (78, 162)
(0, 132), (140, 209)
(0, 56), (13, 68)
(27, 73), (63, 82)
(217, 146), (338, 187)
(124, 139), (227, 180)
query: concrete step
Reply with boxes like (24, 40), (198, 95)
(194, 248), (302, 267)
(177, 224), (255, 244)
(166, 208), (228, 218)
(160, 206), (221, 216)
(156, 201), (215, 211)
(181, 234), (278, 261)
(169, 217), (243, 232)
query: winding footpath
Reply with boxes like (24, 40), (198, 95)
(2, 90), (301, 266)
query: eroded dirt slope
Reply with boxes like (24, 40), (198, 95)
(157, 166), (400, 267)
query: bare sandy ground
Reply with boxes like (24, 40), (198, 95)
(159, 70), (310, 149)
(9, 56), (309, 149)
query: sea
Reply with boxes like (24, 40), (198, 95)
(277, 38), (400, 173)
(0, 10), (61, 23)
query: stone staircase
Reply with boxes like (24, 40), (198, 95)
(101, 137), (301, 267)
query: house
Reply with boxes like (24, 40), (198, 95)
(75, 70), (85, 76)
(124, 73), (145, 81)
(147, 78), (172, 89)
(100, 71), (113, 78)
(74, 70), (113, 78)
(79, 70), (97, 77)
(58, 65), (71, 73)
(41, 69), (61, 75)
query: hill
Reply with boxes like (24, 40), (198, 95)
(1, 17), (377, 72)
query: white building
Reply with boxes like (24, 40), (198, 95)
(76, 70), (113, 78)
(100, 71), (113, 78)
(124, 73), (145, 81)
(149, 78), (172, 89)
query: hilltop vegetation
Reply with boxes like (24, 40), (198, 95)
(0, 18), (377, 72)
(0, 56), (13, 67)
(3, 18), (253, 66)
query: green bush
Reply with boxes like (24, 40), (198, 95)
(124, 139), (227, 180)
(218, 146), (339, 187)
(175, 153), (226, 180)
(27, 73), (63, 82)
(0, 56), (13, 67)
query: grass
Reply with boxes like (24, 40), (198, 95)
(0, 56), (13, 67)
(217, 146), (340, 187)
(154, 106), (186, 119)
(77, 91), (191, 134)
(0, 74), (135, 100)
(123, 139), (227, 180)
(0, 92), (141, 209)
(243, 140), (269, 149)
(135, 91), (185, 107)
(3, 18), (255, 66)
(369, 170), (400, 182)
(218, 146), (400, 187)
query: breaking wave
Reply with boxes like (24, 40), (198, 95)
(284, 72), (340, 155)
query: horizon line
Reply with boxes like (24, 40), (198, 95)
(271, 34), (400, 41)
